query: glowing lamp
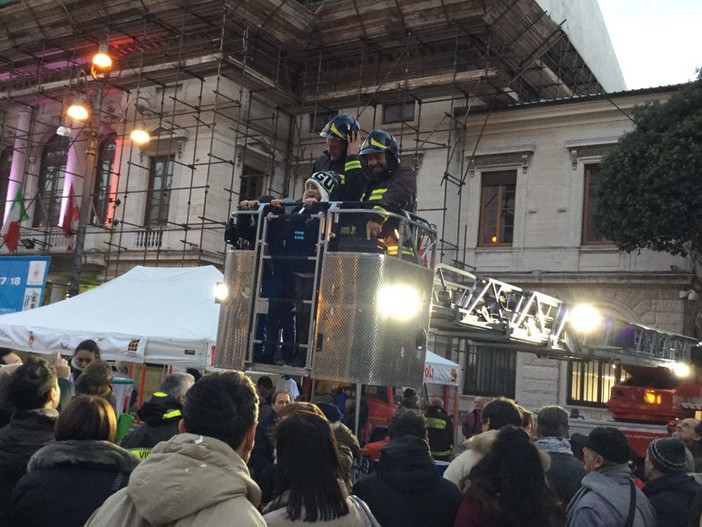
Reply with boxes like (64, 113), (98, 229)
(376, 284), (422, 321)
(213, 282), (229, 303)
(130, 127), (150, 145)
(672, 362), (691, 378)
(568, 303), (601, 333)
(643, 391), (661, 405)
(92, 42), (113, 72)
(66, 97), (90, 121)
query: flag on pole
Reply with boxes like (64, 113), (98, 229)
(1, 187), (29, 252)
(62, 183), (80, 250)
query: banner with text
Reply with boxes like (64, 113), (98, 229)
(0, 256), (51, 315)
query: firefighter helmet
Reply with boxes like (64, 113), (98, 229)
(359, 129), (400, 162)
(319, 114), (361, 142)
(360, 129), (400, 174)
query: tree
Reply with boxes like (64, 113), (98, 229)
(595, 74), (702, 256)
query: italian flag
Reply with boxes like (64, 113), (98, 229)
(1, 187), (29, 252)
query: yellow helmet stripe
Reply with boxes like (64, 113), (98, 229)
(370, 137), (387, 150)
(330, 122), (344, 140)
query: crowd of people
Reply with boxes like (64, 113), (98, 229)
(4, 340), (702, 526)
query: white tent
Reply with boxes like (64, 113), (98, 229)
(0, 266), (221, 366)
(423, 350), (461, 387)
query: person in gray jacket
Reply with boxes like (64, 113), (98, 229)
(567, 427), (656, 527)
(535, 405), (587, 507)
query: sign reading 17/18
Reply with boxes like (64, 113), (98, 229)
(0, 256), (51, 315)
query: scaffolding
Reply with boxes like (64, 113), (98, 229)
(0, 0), (606, 296)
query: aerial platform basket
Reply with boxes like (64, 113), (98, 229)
(215, 202), (437, 387)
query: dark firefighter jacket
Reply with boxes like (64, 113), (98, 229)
(425, 406), (454, 461)
(313, 152), (365, 202)
(361, 164), (417, 254)
(120, 392), (183, 457)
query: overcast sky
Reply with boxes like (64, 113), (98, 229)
(597, 0), (702, 89)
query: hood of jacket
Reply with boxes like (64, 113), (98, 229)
(28, 439), (140, 473)
(376, 435), (439, 493)
(460, 429), (498, 453)
(125, 433), (261, 524)
(136, 393), (182, 426)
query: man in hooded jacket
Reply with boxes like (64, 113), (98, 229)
(643, 437), (701, 527)
(353, 409), (461, 527)
(120, 373), (195, 457)
(85, 371), (266, 527)
(567, 427), (656, 527)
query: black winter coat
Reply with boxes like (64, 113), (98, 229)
(643, 472), (702, 527)
(9, 439), (139, 527)
(545, 451), (588, 506)
(120, 393), (182, 451)
(353, 435), (462, 527)
(0, 408), (58, 514)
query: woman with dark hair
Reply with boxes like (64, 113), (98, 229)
(263, 411), (378, 526)
(74, 359), (117, 411)
(453, 426), (565, 527)
(69, 339), (101, 382)
(9, 395), (139, 527)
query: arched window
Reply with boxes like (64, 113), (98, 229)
(34, 134), (69, 228)
(0, 148), (12, 225)
(93, 135), (116, 225)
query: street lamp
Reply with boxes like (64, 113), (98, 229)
(67, 43), (113, 298)
(65, 43), (153, 297)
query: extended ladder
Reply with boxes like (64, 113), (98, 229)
(430, 264), (698, 367)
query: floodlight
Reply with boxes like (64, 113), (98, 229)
(213, 281), (229, 303)
(672, 362), (691, 378)
(376, 284), (421, 321)
(568, 303), (601, 333)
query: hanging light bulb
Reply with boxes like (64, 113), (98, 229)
(67, 95), (90, 121)
(91, 41), (113, 78)
(130, 124), (150, 145)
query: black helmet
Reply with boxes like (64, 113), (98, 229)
(360, 129), (400, 174)
(319, 114), (360, 142)
(359, 129), (400, 163)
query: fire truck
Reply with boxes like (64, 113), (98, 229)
(215, 203), (700, 455)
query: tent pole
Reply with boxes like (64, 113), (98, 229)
(137, 364), (147, 408)
(354, 382), (362, 439)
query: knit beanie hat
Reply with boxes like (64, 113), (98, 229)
(317, 402), (342, 423)
(305, 171), (339, 202)
(648, 437), (686, 473)
(403, 387), (418, 399)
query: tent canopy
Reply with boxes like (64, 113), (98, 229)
(423, 350), (461, 387)
(0, 266), (222, 365)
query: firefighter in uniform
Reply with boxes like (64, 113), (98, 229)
(425, 397), (454, 461)
(315, 114), (365, 201)
(359, 129), (417, 255)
